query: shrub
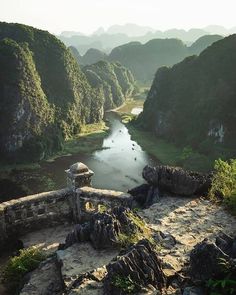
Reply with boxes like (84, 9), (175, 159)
(2, 247), (45, 293)
(209, 159), (236, 214)
(112, 274), (139, 293)
(206, 258), (236, 294)
(117, 211), (153, 248)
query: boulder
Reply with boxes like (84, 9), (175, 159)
(215, 233), (236, 258)
(128, 184), (161, 208)
(189, 238), (229, 281)
(142, 165), (212, 196)
(20, 256), (63, 295)
(103, 239), (166, 294)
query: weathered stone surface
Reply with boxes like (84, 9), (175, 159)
(142, 165), (211, 196)
(20, 256), (63, 295)
(62, 207), (144, 250)
(215, 232), (236, 258)
(183, 286), (205, 295)
(57, 243), (117, 289)
(189, 238), (229, 281)
(104, 239), (166, 294)
(128, 184), (161, 208)
(68, 280), (103, 295)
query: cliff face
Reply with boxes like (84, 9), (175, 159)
(83, 61), (135, 109)
(0, 22), (104, 162)
(138, 35), (236, 158)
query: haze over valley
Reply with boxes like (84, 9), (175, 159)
(0, 1), (236, 295)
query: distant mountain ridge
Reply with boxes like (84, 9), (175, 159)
(59, 24), (235, 54)
(70, 35), (223, 83)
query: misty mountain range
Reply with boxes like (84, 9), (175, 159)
(69, 35), (223, 83)
(59, 23), (236, 54)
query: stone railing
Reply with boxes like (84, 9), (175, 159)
(74, 187), (132, 222)
(0, 162), (133, 250)
(0, 188), (73, 243)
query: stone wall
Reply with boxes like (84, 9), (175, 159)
(0, 188), (74, 249)
(0, 184), (132, 250)
(75, 187), (132, 222)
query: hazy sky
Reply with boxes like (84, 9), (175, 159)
(1, 0), (236, 34)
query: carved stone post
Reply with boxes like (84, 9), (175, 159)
(65, 162), (94, 223)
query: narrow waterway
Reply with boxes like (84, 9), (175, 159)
(41, 111), (158, 192)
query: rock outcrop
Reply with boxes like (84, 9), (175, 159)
(20, 257), (63, 295)
(129, 165), (212, 207)
(142, 165), (212, 196)
(138, 35), (236, 158)
(190, 234), (236, 282)
(61, 207), (148, 250)
(104, 239), (166, 294)
(0, 22), (104, 162)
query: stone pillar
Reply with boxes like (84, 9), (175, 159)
(0, 204), (7, 250)
(65, 162), (94, 222)
(65, 162), (94, 189)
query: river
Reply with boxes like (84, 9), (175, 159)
(40, 111), (158, 192)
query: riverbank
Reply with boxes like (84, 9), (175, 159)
(46, 122), (109, 162)
(113, 98), (213, 173)
(127, 124), (213, 172)
(0, 122), (109, 201)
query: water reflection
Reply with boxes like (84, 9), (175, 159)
(84, 112), (156, 190)
(41, 111), (158, 192)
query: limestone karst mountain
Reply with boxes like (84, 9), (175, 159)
(59, 24), (229, 54)
(83, 60), (135, 109)
(0, 22), (104, 162)
(109, 38), (188, 83)
(137, 35), (236, 158)
(71, 35), (223, 83)
(108, 35), (223, 83)
(189, 34), (223, 55)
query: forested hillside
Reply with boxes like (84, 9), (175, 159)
(83, 61), (135, 109)
(109, 35), (223, 83)
(0, 22), (104, 162)
(138, 35), (236, 159)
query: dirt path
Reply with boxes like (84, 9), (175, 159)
(139, 196), (236, 272)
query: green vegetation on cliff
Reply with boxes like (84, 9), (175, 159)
(0, 22), (104, 162)
(137, 35), (236, 164)
(83, 60), (135, 109)
(109, 39), (188, 83)
(3, 247), (45, 293)
(108, 35), (222, 83)
(68, 35), (221, 84)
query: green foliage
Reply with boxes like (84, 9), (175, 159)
(109, 39), (189, 83)
(127, 124), (213, 172)
(138, 35), (236, 162)
(83, 60), (135, 110)
(117, 211), (153, 248)
(206, 258), (236, 295)
(209, 159), (236, 214)
(2, 247), (45, 293)
(98, 204), (108, 213)
(0, 22), (104, 163)
(112, 275), (139, 293)
(180, 146), (194, 161)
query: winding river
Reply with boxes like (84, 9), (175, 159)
(41, 111), (158, 192)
